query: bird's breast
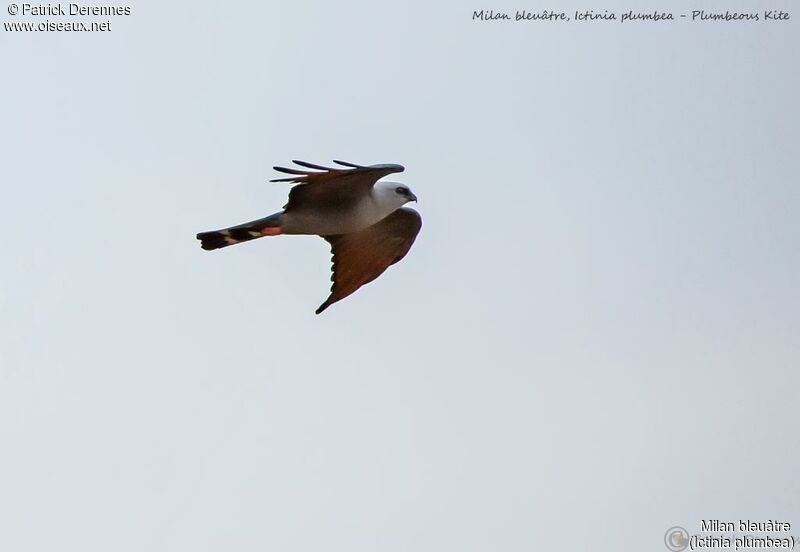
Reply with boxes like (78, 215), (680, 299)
(281, 197), (393, 236)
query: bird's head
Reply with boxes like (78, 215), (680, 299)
(374, 181), (418, 209)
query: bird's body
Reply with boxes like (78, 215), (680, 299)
(280, 180), (410, 235)
(196, 160), (422, 313)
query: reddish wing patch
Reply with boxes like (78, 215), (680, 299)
(316, 208), (422, 314)
(271, 160), (405, 213)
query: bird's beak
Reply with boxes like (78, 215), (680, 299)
(408, 192), (418, 202)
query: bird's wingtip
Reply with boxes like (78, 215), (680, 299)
(371, 163), (404, 173)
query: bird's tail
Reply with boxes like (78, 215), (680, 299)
(196, 212), (283, 251)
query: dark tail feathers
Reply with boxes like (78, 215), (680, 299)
(197, 213), (282, 251)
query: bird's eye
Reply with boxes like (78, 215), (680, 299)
(395, 187), (408, 195)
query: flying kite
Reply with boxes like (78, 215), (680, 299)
(196, 160), (422, 314)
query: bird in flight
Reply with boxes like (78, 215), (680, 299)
(196, 160), (422, 314)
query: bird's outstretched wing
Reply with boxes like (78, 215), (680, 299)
(316, 207), (422, 314)
(271, 160), (404, 213)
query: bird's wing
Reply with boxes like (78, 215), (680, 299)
(271, 160), (404, 213)
(316, 207), (422, 314)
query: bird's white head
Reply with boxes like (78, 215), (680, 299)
(373, 181), (418, 211)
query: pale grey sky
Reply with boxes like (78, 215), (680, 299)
(1, 1), (798, 550)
